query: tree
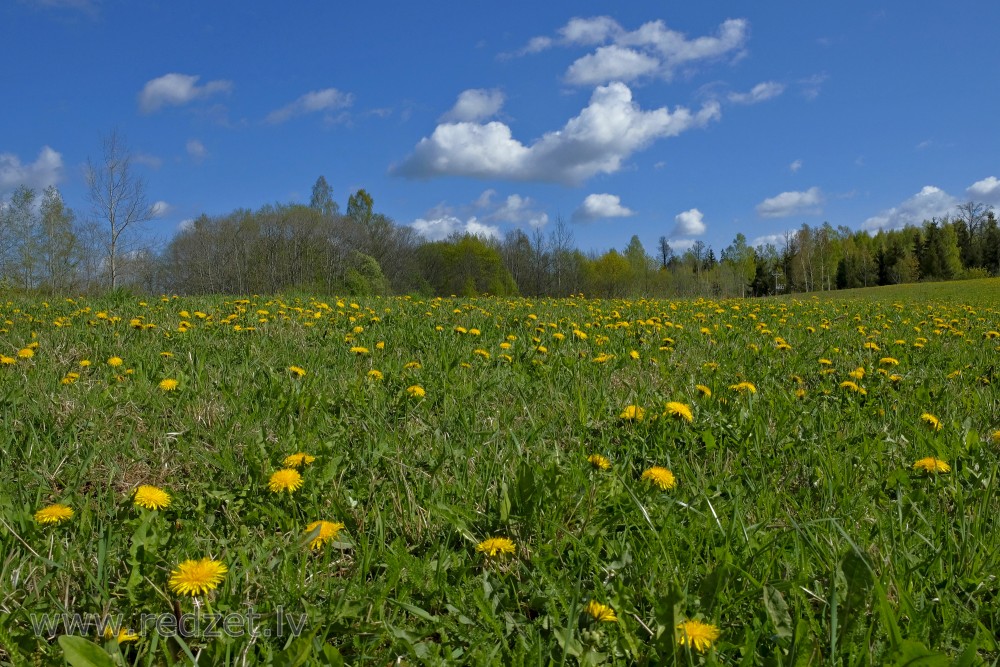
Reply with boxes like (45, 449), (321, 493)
(657, 236), (672, 270)
(309, 176), (339, 217)
(346, 189), (374, 226)
(86, 130), (155, 289)
(37, 186), (80, 292)
(0, 185), (38, 287)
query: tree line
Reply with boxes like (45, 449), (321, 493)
(2, 132), (998, 298)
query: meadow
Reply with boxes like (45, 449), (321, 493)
(1, 279), (998, 666)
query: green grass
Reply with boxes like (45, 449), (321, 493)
(0, 289), (998, 666)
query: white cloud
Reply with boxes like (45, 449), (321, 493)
(560, 16), (623, 44)
(750, 232), (794, 248)
(133, 152), (163, 169)
(178, 218), (195, 232)
(673, 208), (706, 235)
(489, 194), (549, 228)
(669, 239), (696, 252)
(138, 73), (233, 114)
(411, 215), (500, 241)
(151, 200), (171, 218)
(266, 88), (354, 124)
(565, 46), (661, 86)
(440, 88), (504, 122)
(789, 159), (802, 173)
(474, 189), (496, 208)
(573, 193), (635, 221)
(728, 81), (785, 104)
(967, 176), (1000, 203)
(511, 16), (747, 84)
(862, 186), (957, 231)
(0, 146), (63, 194)
(756, 187), (823, 218)
(394, 82), (720, 184)
(186, 139), (207, 162)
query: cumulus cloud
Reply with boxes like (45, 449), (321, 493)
(756, 187), (823, 218)
(266, 88), (354, 124)
(512, 16), (748, 85)
(133, 152), (163, 169)
(411, 215), (500, 241)
(394, 82), (720, 184)
(138, 73), (233, 114)
(789, 159), (802, 173)
(967, 176), (1000, 203)
(750, 232), (793, 248)
(0, 146), (63, 195)
(572, 193), (635, 221)
(488, 194), (549, 228)
(673, 208), (706, 235)
(186, 139), (207, 162)
(728, 81), (785, 104)
(151, 200), (171, 218)
(440, 88), (505, 122)
(862, 186), (957, 231)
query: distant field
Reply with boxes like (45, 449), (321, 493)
(1, 290), (998, 665)
(774, 277), (1000, 304)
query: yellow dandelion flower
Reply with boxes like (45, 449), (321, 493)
(283, 452), (316, 468)
(34, 503), (74, 525)
(406, 385), (426, 398)
(664, 401), (694, 423)
(350, 346), (369, 355)
(79, 359), (92, 367)
(167, 558), (227, 596)
(677, 619), (720, 653)
(848, 367), (865, 380)
(913, 457), (950, 473)
(642, 466), (676, 490)
(588, 454), (611, 470)
(107, 356), (123, 367)
(18, 348), (34, 359)
(990, 429), (1000, 443)
(584, 600), (617, 623)
(287, 365), (306, 378)
(879, 357), (899, 366)
(304, 520), (345, 550)
(468, 328), (481, 336)
(818, 358), (833, 366)
(864, 342), (881, 351)
(476, 536), (516, 558)
(629, 350), (640, 360)
(730, 381), (757, 394)
(103, 626), (140, 643)
(0, 355), (15, 365)
(839, 381), (867, 395)
(268, 468), (304, 493)
(367, 369), (384, 381)
(158, 378), (179, 391)
(695, 384), (712, 398)
(134, 485), (171, 510)
(619, 405), (645, 421)
(920, 413), (942, 431)
(404, 361), (422, 370)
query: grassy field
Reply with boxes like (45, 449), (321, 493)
(1, 279), (999, 666)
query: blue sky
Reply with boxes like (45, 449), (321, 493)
(2, 1), (999, 256)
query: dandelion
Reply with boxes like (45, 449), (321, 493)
(406, 385), (426, 398)
(879, 357), (899, 366)
(677, 619), (720, 653)
(839, 381), (867, 395)
(0, 356), (15, 365)
(287, 365), (306, 378)
(920, 413), (942, 431)
(103, 626), (140, 643)
(34, 503), (73, 525)
(476, 536), (516, 558)
(283, 452), (316, 468)
(913, 457), (951, 473)
(367, 369), (383, 381)
(18, 348), (34, 359)
(848, 367), (865, 380)
(304, 520), (345, 550)
(168, 558), (228, 596)
(158, 378), (179, 391)
(404, 361), (422, 370)
(134, 485), (171, 510)
(588, 454), (611, 470)
(730, 381), (757, 394)
(107, 356), (123, 367)
(664, 401), (694, 423)
(79, 359), (92, 367)
(642, 466), (676, 490)
(695, 384), (712, 398)
(268, 468), (304, 494)
(583, 600), (617, 623)
(629, 350), (640, 360)
(864, 342), (881, 351)
(818, 358), (833, 366)
(619, 405), (645, 421)
(350, 346), (369, 355)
